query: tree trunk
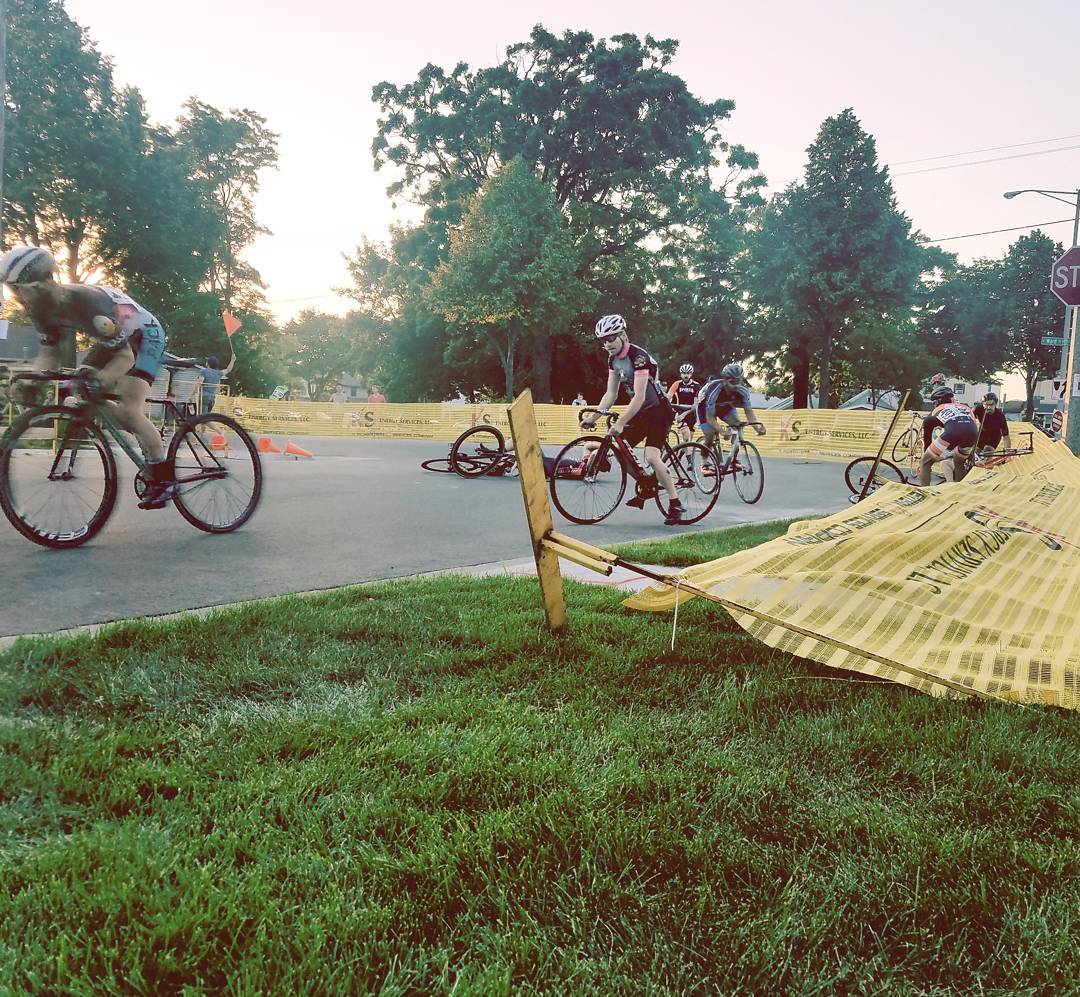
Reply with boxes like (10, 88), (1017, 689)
(818, 329), (833, 409)
(529, 337), (552, 403)
(503, 338), (515, 403)
(791, 343), (811, 409)
(1024, 370), (1037, 422)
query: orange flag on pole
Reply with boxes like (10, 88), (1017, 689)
(222, 309), (242, 337)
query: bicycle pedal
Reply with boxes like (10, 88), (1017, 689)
(625, 495), (647, 510)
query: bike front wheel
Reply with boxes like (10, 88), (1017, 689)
(891, 428), (917, 468)
(168, 414), (262, 533)
(450, 425), (505, 477)
(732, 440), (765, 504)
(0, 405), (117, 548)
(656, 442), (719, 523)
(549, 435), (626, 525)
(844, 456), (907, 497)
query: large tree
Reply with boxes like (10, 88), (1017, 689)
(350, 26), (763, 400)
(996, 231), (1064, 420)
(175, 100), (278, 311)
(426, 159), (595, 401)
(747, 109), (933, 407)
(3, 0), (120, 277)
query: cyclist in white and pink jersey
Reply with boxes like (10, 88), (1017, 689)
(0, 245), (175, 508)
(919, 386), (978, 485)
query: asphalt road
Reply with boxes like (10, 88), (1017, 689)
(1, 437), (853, 639)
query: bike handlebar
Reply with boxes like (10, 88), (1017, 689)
(578, 407), (618, 428)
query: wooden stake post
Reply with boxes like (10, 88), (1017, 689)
(507, 390), (568, 632)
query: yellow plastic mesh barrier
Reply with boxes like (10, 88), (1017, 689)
(218, 397), (1049, 461)
(625, 443), (1080, 708)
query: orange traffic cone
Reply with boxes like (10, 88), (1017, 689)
(283, 440), (313, 459)
(257, 436), (282, 454)
(209, 433), (229, 452)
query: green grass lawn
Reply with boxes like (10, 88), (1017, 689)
(1, 521), (1077, 993)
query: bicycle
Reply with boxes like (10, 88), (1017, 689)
(548, 408), (717, 525)
(892, 410), (945, 477)
(696, 420), (766, 505)
(420, 425), (516, 477)
(0, 368), (262, 548)
(843, 432), (1036, 502)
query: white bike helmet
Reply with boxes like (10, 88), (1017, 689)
(0, 245), (57, 285)
(679, 363), (694, 377)
(594, 314), (627, 339)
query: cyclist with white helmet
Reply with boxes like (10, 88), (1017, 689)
(920, 386), (977, 485)
(0, 245), (175, 508)
(694, 363), (766, 456)
(582, 314), (687, 525)
(667, 362), (702, 442)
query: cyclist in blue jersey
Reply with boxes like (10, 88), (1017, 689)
(694, 363), (766, 460)
(667, 363), (702, 442)
(0, 245), (175, 508)
(581, 314), (687, 525)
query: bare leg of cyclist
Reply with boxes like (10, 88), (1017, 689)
(643, 445), (678, 501)
(96, 349), (166, 462)
(918, 451), (935, 486)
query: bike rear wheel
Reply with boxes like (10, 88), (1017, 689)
(0, 405), (117, 548)
(844, 456), (907, 497)
(891, 428), (917, 468)
(450, 425), (505, 477)
(732, 440), (765, 504)
(168, 414), (262, 533)
(549, 435), (626, 525)
(656, 442), (719, 523)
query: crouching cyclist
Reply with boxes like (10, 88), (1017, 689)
(0, 245), (175, 508)
(583, 314), (688, 525)
(694, 363), (766, 464)
(920, 386), (978, 485)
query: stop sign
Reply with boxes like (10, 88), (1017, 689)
(1050, 246), (1080, 306)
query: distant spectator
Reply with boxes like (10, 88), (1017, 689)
(368, 385), (386, 404)
(972, 392), (1011, 451)
(571, 391), (588, 406)
(194, 354), (234, 413)
(329, 383), (348, 404)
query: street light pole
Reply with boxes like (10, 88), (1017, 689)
(1003, 188), (1080, 451)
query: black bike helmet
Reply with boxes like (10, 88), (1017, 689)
(930, 387), (953, 403)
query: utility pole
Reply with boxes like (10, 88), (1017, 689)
(0, 0), (6, 250)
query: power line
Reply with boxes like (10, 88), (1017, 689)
(892, 133), (1080, 166)
(920, 217), (1074, 244)
(894, 144), (1080, 177)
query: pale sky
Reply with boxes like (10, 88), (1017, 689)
(66, 0), (1080, 342)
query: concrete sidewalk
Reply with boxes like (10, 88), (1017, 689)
(0, 551), (674, 652)
(458, 554), (672, 592)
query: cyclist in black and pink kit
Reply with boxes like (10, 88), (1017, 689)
(667, 363), (701, 442)
(581, 314), (687, 525)
(0, 245), (176, 508)
(919, 386), (978, 485)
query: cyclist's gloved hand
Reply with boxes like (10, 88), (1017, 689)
(754, 423), (766, 436)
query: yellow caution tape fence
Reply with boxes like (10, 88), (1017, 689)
(625, 442), (1080, 708)
(219, 396), (1050, 463)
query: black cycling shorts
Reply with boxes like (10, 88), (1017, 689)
(622, 404), (673, 450)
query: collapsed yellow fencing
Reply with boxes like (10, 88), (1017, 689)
(220, 396), (1045, 463)
(625, 441), (1080, 708)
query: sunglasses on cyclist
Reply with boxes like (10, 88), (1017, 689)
(598, 333), (622, 346)
(724, 377), (741, 385)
